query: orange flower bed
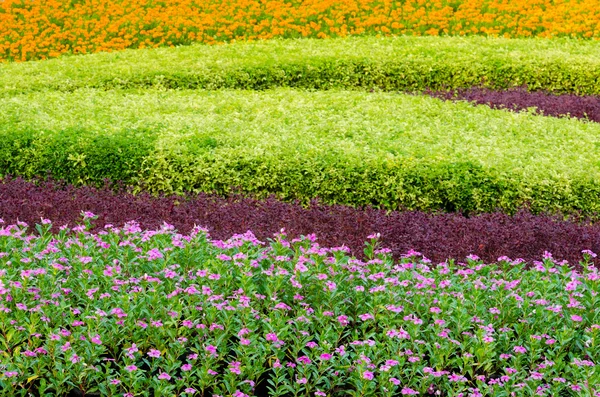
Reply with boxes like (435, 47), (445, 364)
(1, 0), (599, 62)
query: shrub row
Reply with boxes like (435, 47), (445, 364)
(2, 176), (600, 266)
(2, 36), (600, 96)
(3, 88), (600, 218)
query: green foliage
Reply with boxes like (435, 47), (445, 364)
(1, 36), (600, 96)
(2, 87), (600, 218)
(0, 125), (156, 186)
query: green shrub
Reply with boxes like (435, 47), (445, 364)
(3, 88), (600, 218)
(2, 36), (600, 96)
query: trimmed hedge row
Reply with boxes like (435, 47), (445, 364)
(2, 36), (600, 96)
(3, 88), (600, 218)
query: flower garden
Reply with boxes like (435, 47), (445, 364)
(2, 1), (600, 396)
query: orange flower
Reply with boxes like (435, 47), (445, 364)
(0, 0), (599, 62)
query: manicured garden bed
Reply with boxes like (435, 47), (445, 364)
(2, 36), (600, 96)
(2, 14), (600, 396)
(2, 177), (600, 266)
(0, 215), (599, 396)
(3, 87), (600, 218)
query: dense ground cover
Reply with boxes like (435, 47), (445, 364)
(2, 177), (600, 266)
(2, 36), (600, 97)
(425, 88), (600, 123)
(1, 0), (599, 62)
(2, 87), (600, 217)
(0, 217), (599, 397)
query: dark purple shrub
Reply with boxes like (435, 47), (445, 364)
(424, 87), (600, 123)
(1, 176), (599, 266)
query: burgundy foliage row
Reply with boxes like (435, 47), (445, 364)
(1, 177), (600, 266)
(424, 87), (600, 123)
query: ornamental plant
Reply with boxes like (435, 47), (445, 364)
(0, 213), (599, 396)
(1, 0), (600, 62)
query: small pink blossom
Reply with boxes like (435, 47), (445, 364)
(147, 349), (161, 358)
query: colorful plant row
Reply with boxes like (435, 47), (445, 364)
(425, 87), (600, 123)
(1, 0), (600, 62)
(2, 88), (600, 218)
(0, 215), (599, 396)
(2, 36), (600, 97)
(2, 177), (600, 266)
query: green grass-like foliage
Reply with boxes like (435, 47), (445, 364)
(2, 88), (600, 217)
(1, 36), (600, 96)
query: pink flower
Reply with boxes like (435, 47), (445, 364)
(297, 356), (311, 365)
(401, 388), (419, 395)
(390, 378), (401, 385)
(572, 315), (583, 322)
(229, 361), (242, 375)
(265, 333), (279, 342)
(184, 388), (197, 394)
(315, 392), (326, 396)
(181, 364), (192, 371)
(320, 353), (333, 360)
(513, 346), (527, 354)
(146, 248), (163, 261)
(337, 315), (349, 326)
(430, 307), (442, 313)
(530, 372), (544, 380)
(125, 365), (138, 372)
(3, 371), (18, 378)
(448, 374), (467, 382)
(359, 313), (374, 321)
(363, 371), (374, 380)
(297, 377), (307, 384)
(238, 328), (250, 336)
(147, 349), (161, 358)
(158, 372), (171, 380)
(205, 345), (218, 356)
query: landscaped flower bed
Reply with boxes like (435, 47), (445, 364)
(0, 214), (599, 396)
(2, 177), (600, 266)
(1, 0), (600, 62)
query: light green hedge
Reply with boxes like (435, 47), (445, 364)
(1, 36), (600, 96)
(2, 88), (600, 217)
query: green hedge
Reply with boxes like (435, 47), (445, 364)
(0, 126), (157, 187)
(2, 36), (600, 96)
(3, 88), (600, 218)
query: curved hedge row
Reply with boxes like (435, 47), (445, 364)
(2, 36), (600, 96)
(3, 88), (600, 218)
